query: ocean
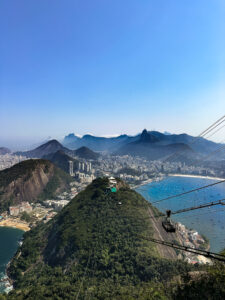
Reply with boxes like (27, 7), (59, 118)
(0, 227), (24, 293)
(136, 176), (225, 253)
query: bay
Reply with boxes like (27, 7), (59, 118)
(136, 176), (225, 253)
(0, 227), (24, 293)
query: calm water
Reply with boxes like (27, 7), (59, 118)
(136, 176), (225, 253)
(0, 227), (24, 293)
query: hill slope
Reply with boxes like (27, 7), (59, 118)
(0, 159), (72, 212)
(74, 146), (100, 160)
(15, 140), (72, 158)
(43, 150), (79, 174)
(6, 178), (191, 299)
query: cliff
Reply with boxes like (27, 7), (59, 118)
(0, 159), (72, 212)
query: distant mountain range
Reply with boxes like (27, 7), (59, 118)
(15, 140), (99, 161)
(115, 129), (195, 161)
(63, 129), (224, 161)
(63, 132), (135, 152)
(13, 129), (224, 163)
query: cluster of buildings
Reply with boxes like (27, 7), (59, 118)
(91, 155), (223, 186)
(69, 160), (93, 176)
(43, 199), (69, 211)
(9, 202), (32, 216)
(68, 160), (96, 183)
(0, 154), (26, 170)
(176, 222), (211, 264)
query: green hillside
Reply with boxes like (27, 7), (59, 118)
(6, 178), (191, 299)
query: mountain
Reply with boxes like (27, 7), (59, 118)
(74, 146), (100, 160)
(63, 133), (138, 151)
(138, 129), (159, 143)
(0, 147), (11, 155)
(43, 150), (79, 174)
(62, 131), (222, 158)
(115, 130), (194, 161)
(14, 139), (72, 158)
(0, 159), (72, 212)
(7, 177), (190, 299)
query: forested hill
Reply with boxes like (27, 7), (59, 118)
(7, 178), (190, 299)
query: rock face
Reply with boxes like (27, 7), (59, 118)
(139, 129), (159, 143)
(0, 159), (71, 212)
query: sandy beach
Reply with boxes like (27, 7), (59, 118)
(169, 174), (225, 181)
(0, 219), (30, 232)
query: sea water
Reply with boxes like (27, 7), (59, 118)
(136, 176), (225, 253)
(0, 227), (24, 293)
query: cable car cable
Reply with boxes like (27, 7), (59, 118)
(136, 235), (225, 262)
(151, 179), (225, 204)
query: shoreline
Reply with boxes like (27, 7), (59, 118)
(132, 176), (165, 189)
(169, 174), (225, 181)
(0, 220), (30, 232)
(133, 173), (225, 190)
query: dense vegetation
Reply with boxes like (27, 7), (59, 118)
(173, 263), (225, 300)
(38, 164), (72, 201)
(6, 178), (193, 299)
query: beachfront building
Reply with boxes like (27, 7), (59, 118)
(9, 202), (32, 217)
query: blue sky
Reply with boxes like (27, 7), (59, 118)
(0, 0), (225, 148)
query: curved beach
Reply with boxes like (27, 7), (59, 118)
(169, 174), (225, 181)
(0, 219), (30, 232)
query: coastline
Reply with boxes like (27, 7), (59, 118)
(133, 173), (225, 190)
(169, 174), (225, 181)
(0, 220), (30, 232)
(132, 176), (165, 189)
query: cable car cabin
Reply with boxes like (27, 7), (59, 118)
(162, 210), (176, 233)
(162, 219), (176, 232)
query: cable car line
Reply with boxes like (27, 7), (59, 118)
(163, 115), (225, 163)
(179, 206), (225, 220)
(137, 235), (225, 262)
(151, 179), (225, 204)
(197, 115), (225, 138)
(171, 199), (225, 215)
(206, 123), (225, 139)
(202, 143), (225, 161)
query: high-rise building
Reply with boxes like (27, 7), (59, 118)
(69, 161), (74, 176)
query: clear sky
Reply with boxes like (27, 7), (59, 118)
(0, 0), (225, 149)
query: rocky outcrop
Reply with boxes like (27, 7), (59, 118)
(0, 159), (71, 212)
